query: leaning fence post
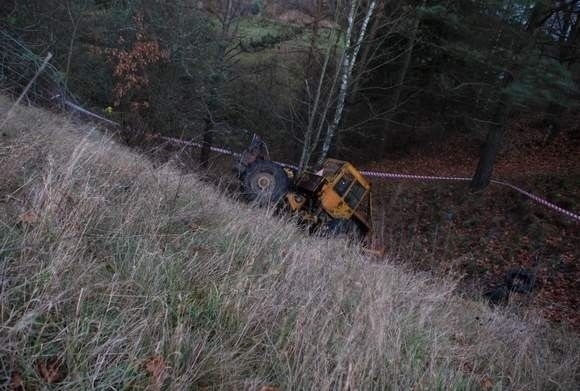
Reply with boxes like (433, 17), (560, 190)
(0, 52), (53, 131)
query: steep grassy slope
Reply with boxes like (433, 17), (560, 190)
(0, 97), (578, 390)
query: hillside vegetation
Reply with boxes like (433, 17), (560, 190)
(1, 97), (579, 389)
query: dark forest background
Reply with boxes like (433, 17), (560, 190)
(2, 0), (579, 187)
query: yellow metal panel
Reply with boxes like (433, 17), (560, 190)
(320, 187), (353, 219)
(320, 184), (342, 210)
(286, 192), (306, 211)
(319, 159), (372, 223)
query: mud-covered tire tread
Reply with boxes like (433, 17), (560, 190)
(242, 160), (290, 205)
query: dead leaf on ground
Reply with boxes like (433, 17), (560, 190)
(188, 246), (209, 255)
(144, 355), (167, 389)
(19, 210), (39, 226)
(8, 371), (24, 390)
(189, 222), (204, 232)
(460, 361), (474, 372)
(36, 357), (66, 384)
(480, 377), (494, 390)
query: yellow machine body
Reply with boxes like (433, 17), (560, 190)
(319, 159), (371, 228)
(237, 135), (382, 256)
(288, 159), (373, 232)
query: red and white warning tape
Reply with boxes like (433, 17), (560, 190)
(361, 170), (579, 222)
(163, 136), (240, 157)
(60, 99), (579, 223)
(489, 179), (580, 223)
(361, 170), (472, 182)
(161, 136), (579, 223)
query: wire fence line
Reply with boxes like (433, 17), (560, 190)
(0, 52), (55, 130)
(0, 30), (77, 110)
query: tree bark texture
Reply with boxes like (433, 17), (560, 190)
(317, 0), (378, 166)
(470, 90), (512, 189)
(471, 0), (547, 188)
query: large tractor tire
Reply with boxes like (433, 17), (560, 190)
(242, 160), (290, 205)
(505, 268), (536, 293)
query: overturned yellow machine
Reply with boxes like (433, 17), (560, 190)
(236, 135), (381, 252)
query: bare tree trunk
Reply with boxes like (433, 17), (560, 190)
(542, 4), (579, 143)
(299, 35), (335, 173)
(298, 0), (327, 173)
(317, 0), (377, 166)
(475, 27), (504, 109)
(379, 1), (423, 158)
(198, 0), (241, 168)
(305, 0), (324, 77)
(471, 0), (547, 189)
(349, 0), (385, 102)
(221, 0), (235, 38)
(309, 31), (343, 163)
(316, 0), (357, 166)
(470, 89), (512, 189)
(294, 0), (347, 171)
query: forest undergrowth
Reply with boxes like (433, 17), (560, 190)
(366, 114), (580, 330)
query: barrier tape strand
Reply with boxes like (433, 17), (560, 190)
(58, 102), (580, 224)
(161, 136), (579, 223)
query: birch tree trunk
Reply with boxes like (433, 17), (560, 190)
(298, 37), (335, 173)
(316, 0), (378, 166)
(349, 0), (385, 103)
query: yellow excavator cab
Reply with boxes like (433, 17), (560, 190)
(317, 159), (372, 231)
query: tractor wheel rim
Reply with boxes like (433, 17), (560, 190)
(255, 173), (274, 191)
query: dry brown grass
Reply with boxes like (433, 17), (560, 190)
(1, 96), (579, 390)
